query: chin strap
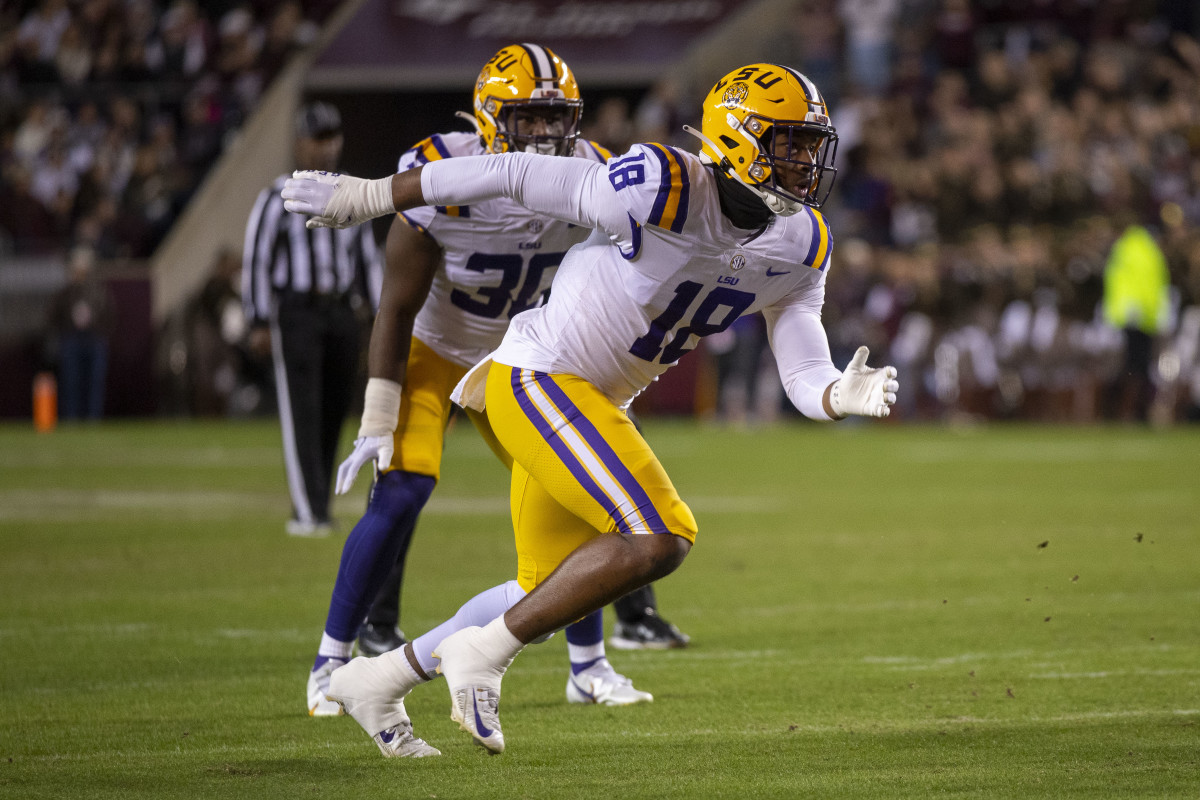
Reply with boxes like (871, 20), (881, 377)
(681, 124), (803, 218)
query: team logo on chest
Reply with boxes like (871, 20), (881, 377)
(729, 253), (746, 271)
(527, 219), (545, 234)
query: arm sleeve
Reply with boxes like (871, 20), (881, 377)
(763, 299), (843, 421)
(420, 153), (630, 238)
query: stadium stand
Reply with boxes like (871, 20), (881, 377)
(2, 0), (1198, 422)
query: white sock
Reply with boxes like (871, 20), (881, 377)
(568, 640), (606, 670)
(374, 647), (429, 690)
(476, 616), (524, 664)
(459, 616), (523, 676)
(318, 632), (353, 661)
(392, 648), (426, 684)
(412, 580), (526, 676)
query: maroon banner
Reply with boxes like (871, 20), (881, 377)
(311, 0), (748, 87)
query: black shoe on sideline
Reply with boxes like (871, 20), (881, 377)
(609, 609), (690, 650)
(355, 622), (407, 657)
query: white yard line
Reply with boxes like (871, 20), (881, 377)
(0, 488), (782, 519)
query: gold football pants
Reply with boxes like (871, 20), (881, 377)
(483, 361), (697, 591)
(384, 337), (508, 479)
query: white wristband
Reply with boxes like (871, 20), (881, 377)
(829, 379), (848, 419)
(362, 176), (396, 220)
(357, 378), (402, 438)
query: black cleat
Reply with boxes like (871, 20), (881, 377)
(609, 609), (690, 650)
(355, 622), (407, 657)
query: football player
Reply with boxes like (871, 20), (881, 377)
(306, 44), (674, 727)
(285, 63), (898, 755)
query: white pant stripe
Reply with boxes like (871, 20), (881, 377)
(520, 371), (653, 534)
(270, 315), (313, 524)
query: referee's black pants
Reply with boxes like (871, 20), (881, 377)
(272, 292), (362, 525)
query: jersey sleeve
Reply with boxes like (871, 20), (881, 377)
(763, 298), (842, 421)
(420, 151), (631, 241)
(762, 210), (839, 421)
(605, 143), (692, 234)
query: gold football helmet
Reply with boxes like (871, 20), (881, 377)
(470, 43), (582, 157)
(689, 64), (838, 214)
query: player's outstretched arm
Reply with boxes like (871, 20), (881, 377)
(283, 169), (422, 230)
(824, 346), (899, 419)
(767, 305), (898, 421)
(285, 153), (621, 234)
(335, 216), (441, 495)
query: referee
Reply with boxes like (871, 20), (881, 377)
(242, 102), (382, 536)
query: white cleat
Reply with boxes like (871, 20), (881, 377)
(433, 626), (511, 754)
(326, 653), (438, 758)
(307, 657), (347, 717)
(371, 721), (441, 758)
(566, 659), (653, 706)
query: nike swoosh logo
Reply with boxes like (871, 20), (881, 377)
(473, 692), (493, 737)
(574, 676), (596, 701)
(378, 728), (395, 744)
(765, 267), (791, 277)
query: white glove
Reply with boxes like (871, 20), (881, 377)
(281, 170), (395, 229)
(829, 346), (899, 418)
(335, 435), (394, 495)
(334, 378), (402, 494)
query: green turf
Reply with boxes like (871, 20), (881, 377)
(1, 418), (1197, 798)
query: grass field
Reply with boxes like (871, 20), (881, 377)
(1, 418), (1198, 799)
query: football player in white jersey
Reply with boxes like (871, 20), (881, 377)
(284, 63), (898, 755)
(305, 45), (668, 732)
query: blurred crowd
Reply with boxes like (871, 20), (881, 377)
(0, 0), (334, 258)
(585, 0), (1200, 424)
(6, 0), (1200, 424)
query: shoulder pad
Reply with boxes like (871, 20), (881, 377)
(397, 133), (475, 218)
(397, 132), (481, 172)
(573, 139), (613, 163)
(605, 143), (692, 234)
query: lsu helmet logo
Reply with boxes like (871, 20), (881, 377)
(722, 82), (749, 109)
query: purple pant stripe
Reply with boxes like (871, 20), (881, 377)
(510, 368), (632, 534)
(531, 372), (671, 535)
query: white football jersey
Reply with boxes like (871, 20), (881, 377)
(478, 143), (840, 408)
(397, 131), (611, 367)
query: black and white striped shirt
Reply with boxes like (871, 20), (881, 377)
(242, 175), (383, 325)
